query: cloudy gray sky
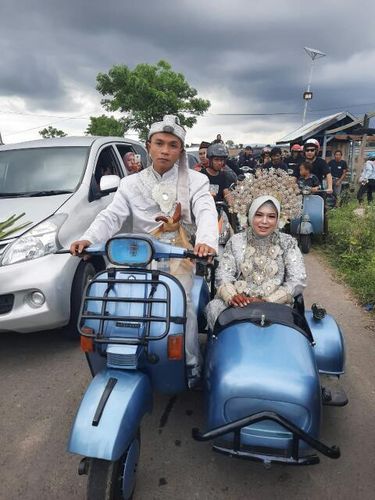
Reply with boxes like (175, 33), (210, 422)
(1, 0), (375, 145)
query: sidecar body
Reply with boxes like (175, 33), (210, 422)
(194, 302), (345, 465)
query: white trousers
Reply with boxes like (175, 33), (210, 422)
(170, 259), (200, 371)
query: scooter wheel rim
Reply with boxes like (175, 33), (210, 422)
(121, 437), (140, 499)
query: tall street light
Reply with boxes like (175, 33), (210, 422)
(302, 47), (327, 125)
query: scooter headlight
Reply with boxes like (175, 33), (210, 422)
(1, 214), (67, 266)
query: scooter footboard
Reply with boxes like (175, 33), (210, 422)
(68, 369), (152, 461)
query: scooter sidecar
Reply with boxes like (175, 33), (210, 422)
(290, 193), (325, 254)
(194, 302), (344, 465)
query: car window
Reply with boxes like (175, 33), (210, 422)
(0, 147), (89, 194)
(93, 146), (122, 184)
(131, 144), (148, 169)
(115, 144), (135, 174)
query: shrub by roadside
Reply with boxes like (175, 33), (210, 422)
(322, 202), (375, 305)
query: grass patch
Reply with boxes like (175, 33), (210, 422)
(322, 202), (375, 305)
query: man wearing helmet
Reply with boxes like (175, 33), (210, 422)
(303, 139), (333, 192)
(202, 143), (235, 202)
(285, 144), (304, 176)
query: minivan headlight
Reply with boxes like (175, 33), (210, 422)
(1, 214), (67, 266)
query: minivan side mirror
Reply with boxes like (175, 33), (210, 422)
(99, 174), (121, 195)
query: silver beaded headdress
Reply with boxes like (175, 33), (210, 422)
(229, 168), (302, 227)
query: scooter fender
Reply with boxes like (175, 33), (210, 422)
(68, 369), (152, 461)
(297, 220), (313, 235)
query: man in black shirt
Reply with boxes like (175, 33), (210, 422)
(328, 150), (348, 196)
(202, 143), (233, 203)
(264, 147), (288, 171)
(238, 145), (257, 173)
(303, 139), (333, 192)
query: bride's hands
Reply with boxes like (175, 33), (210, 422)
(229, 294), (264, 307)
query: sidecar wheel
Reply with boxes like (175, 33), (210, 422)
(63, 261), (96, 340)
(300, 234), (312, 254)
(86, 431), (140, 500)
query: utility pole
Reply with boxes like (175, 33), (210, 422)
(0, 132), (3, 145)
(302, 47), (327, 125)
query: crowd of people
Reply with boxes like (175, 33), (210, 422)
(192, 135), (375, 205)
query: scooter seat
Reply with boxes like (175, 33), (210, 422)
(215, 302), (313, 342)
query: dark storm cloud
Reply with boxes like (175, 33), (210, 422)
(1, 0), (375, 125)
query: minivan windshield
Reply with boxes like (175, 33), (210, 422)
(0, 146), (89, 196)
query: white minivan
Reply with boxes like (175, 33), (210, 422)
(0, 136), (147, 337)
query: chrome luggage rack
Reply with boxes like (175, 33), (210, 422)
(78, 268), (186, 345)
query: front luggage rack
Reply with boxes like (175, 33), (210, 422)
(78, 268), (184, 345)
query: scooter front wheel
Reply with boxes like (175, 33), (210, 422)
(86, 430), (140, 500)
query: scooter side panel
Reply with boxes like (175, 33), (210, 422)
(68, 369), (152, 461)
(306, 311), (345, 375)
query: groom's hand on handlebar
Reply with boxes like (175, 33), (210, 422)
(70, 240), (92, 259)
(194, 243), (216, 261)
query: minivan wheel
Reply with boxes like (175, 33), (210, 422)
(63, 261), (96, 340)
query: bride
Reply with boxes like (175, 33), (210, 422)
(206, 169), (306, 331)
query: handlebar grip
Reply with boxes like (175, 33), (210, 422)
(184, 250), (215, 260)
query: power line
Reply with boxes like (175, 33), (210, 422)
(0, 110), (92, 119)
(4, 113), (90, 137)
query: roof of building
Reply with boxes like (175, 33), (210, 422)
(277, 112), (357, 144)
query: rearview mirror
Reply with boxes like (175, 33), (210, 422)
(106, 236), (154, 266)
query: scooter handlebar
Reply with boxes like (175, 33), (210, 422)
(56, 243), (106, 256)
(184, 249), (216, 261)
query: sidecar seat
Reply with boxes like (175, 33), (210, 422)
(214, 302), (314, 343)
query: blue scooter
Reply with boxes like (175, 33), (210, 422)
(66, 234), (347, 499)
(290, 188), (329, 254)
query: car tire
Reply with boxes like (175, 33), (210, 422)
(63, 261), (96, 340)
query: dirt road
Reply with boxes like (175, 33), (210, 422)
(0, 252), (374, 500)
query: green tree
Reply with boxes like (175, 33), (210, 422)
(39, 126), (67, 138)
(86, 115), (126, 137)
(95, 60), (210, 141)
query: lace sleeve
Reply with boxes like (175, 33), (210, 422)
(264, 235), (306, 303)
(215, 237), (240, 287)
